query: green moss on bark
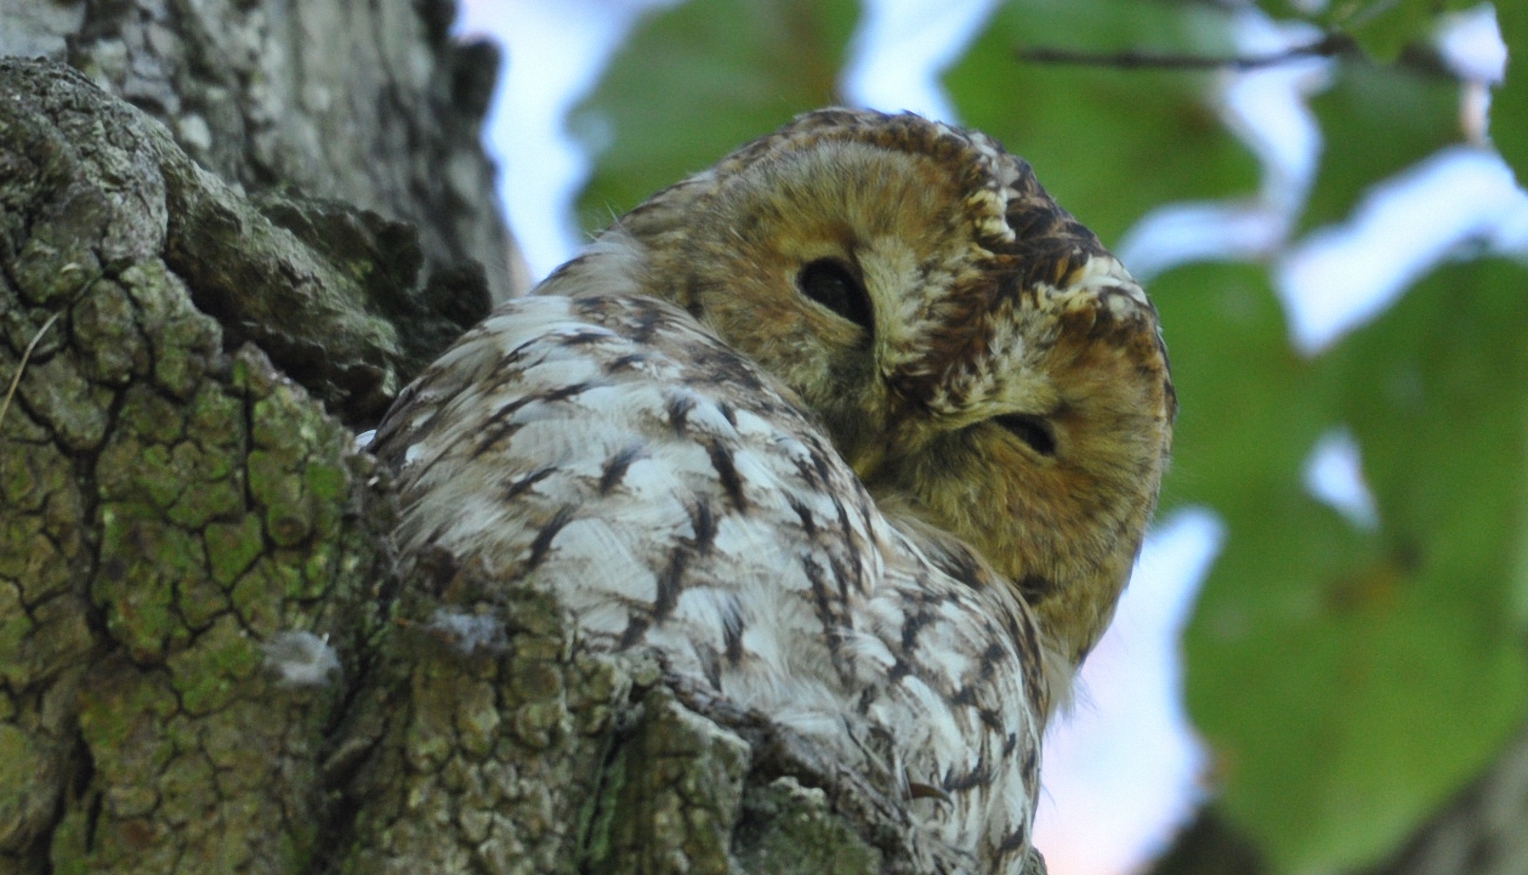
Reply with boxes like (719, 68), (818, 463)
(1, 59), (395, 875)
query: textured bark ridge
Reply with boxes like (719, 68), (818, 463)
(0, 57), (488, 427)
(0, 57), (1023, 875)
(333, 550), (920, 875)
(2, 0), (521, 303)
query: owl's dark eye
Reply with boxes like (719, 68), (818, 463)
(995, 414), (1056, 456)
(797, 258), (873, 332)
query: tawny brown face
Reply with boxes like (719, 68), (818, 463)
(871, 294), (1176, 664)
(609, 108), (1176, 666)
(632, 134), (987, 466)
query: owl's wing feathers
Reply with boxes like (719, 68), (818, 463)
(869, 528), (1046, 861)
(375, 292), (1042, 871)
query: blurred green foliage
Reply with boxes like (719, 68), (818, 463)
(571, 0), (857, 231)
(1160, 261), (1528, 871)
(1495, 3), (1527, 178)
(1298, 60), (1458, 234)
(1262, 0), (1480, 61)
(946, 0), (1256, 246)
(570, 1), (1528, 871)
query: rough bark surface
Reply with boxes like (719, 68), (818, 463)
(0, 57), (402, 872)
(0, 0), (523, 303)
(0, 39), (984, 875)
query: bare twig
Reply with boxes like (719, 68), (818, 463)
(1016, 33), (1355, 71)
(0, 312), (62, 432)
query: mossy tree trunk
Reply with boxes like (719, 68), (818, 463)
(0, 4), (953, 873)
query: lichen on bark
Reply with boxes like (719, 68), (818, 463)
(0, 58), (400, 874)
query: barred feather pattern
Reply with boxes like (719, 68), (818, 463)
(374, 293), (1045, 872)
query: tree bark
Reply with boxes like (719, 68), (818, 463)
(1, 0), (523, 303)
(0, 53), (431, 872)
(0, 4), (982, 873)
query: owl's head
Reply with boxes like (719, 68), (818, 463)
(547, 108), (1176, 668)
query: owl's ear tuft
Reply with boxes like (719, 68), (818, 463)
(797, 258), (874, 334)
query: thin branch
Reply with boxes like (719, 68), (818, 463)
(0, 312), (62, 432)
(1016, 33), (1355, 71)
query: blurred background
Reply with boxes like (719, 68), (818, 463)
(452, 2), (1527, 872)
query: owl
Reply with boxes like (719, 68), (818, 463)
(372, 109), (1174, 874)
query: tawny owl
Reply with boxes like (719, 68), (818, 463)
(372, 108), (1174, 874)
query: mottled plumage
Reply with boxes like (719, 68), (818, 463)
(373, 108), (1174, 874)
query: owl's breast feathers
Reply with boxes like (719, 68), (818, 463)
(374, 293), (1045, 872)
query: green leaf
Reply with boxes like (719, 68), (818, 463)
(1338, 0), (1443, 62)
(571, 0), (858, 233)
(1154, 265), (1332, 517)
(1298, 59), (1461, 235)
(1493, 3), (1528, 180)
(1254, 0), (1323, 26)
(1162, 260), (1528, 873)
(1255, 0), (1482, 62)
(945, 0), (1258, 249)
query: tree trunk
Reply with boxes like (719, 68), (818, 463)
(2, 0), (522, 304)
(0, 4), (970, 873)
